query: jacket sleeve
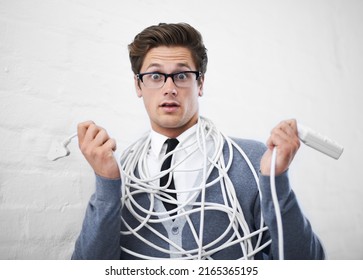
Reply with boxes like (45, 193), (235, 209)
(259, 172), (325, 260)
(71, 175), (122, 260)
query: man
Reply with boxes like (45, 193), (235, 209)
(72, 23), (324, 260)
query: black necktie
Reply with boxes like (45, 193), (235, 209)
(160, 138), (179, 215)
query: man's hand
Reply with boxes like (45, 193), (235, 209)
(77, 121), (120, 179)
(260, 119), (300, 176)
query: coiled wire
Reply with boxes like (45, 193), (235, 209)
(118, 116), (272, 259)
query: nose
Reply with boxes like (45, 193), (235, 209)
(163, 76), (177, 96)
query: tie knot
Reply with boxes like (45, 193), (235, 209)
(165, 138), (179, 153)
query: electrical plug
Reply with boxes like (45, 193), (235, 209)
(47, 133), (77, 161)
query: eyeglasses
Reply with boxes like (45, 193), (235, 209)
(136, 71), (202, 89)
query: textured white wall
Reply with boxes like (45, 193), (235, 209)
(0, 0), (362, 260)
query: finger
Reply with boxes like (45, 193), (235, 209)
(267, 126), (290, 148)
(279, 119), (298, 137)
(273, 119), (299, 141)
(77, 120), (95, 145)
(266, 134), (288, 151)
(281, 119), (300, 149)
(93, 128), (111, 147)
(267, 122), (300, 153)
(286, 119), (298, 131)
(83, 123), (103, 144)
(104, 138), (117, 152)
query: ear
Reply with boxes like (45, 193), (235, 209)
(134, 75), (142, 98)
(198, 76), (205, 97)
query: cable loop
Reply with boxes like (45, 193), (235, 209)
(119, 116), (271, 259)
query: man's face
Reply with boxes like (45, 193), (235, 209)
(135, 46), (204, 138)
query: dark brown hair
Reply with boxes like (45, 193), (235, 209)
(128, 23), (208, 75)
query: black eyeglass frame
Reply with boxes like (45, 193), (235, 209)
(136, 71), (202, 87)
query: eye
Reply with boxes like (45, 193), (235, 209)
(150, 73), (163, 81)
(175, 72), (188, 81)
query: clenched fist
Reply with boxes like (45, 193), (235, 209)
(260, 119), (300, 176)
(77, 121), (120, 179)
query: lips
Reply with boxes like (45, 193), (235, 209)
(159, 101), (180, 112)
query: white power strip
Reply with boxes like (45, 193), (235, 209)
(297, 124), (344, 159)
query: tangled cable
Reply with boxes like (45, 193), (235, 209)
(118, 116), (274, 260)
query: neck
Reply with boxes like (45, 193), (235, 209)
(152, 115), (199, 138)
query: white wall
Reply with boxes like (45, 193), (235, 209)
(0, 0), (362, 259)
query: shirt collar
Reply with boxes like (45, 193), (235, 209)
(150, 124), (198, 158)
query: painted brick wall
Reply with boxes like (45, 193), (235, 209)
(0, 0), (362, 259)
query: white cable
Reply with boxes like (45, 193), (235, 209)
(118, 117), (275, 259)
(47, 132), (78, 161)
(46, 119), (284, 259)
(121, 117), (256, 258)
(270, 146), (284, 260)
(197, 118), (207, 259)
(62, 132), (77, 146)
(50, 118), (342, 259)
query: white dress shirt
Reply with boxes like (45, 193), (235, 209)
(147, 124), (215, 206)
